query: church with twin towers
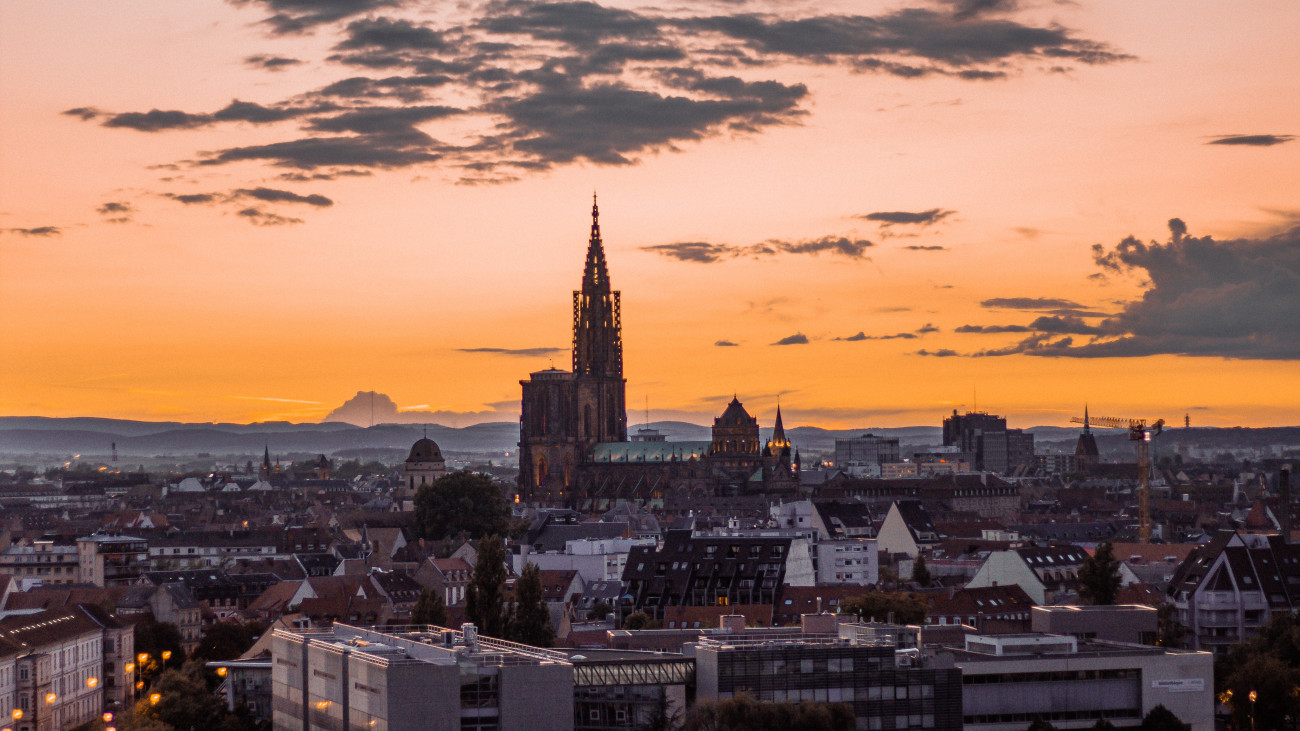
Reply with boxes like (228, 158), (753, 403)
(517, 198), (799, 511)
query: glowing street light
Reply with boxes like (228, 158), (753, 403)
(103, 712), (115, 722)
(161, 650), (172, 661)
(150, 693), (161, 705)
(86, 677), (98, 688)
(138, 653), (149, 663)
(45, 693), (56, 704)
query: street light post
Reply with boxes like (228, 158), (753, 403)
(1249, 688), (1257, 731)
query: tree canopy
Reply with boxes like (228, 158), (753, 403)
(840, 591), (928, 625)
(412, 588), (449, 627)
(508, 562), (555, 647)
(414, 470), (511, 541)
(465, 534), (509, 637)
(190, 620), (266, 663)
(1078, 541), (1122, 605)
(911, 554), (931, 586)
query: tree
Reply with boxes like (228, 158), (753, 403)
(639, 687), (682, 731)
(1078, 541), (1122, 605)
(412, 588), (449, 626)
(414, 470), (511, 541)
(134, 618), (185, 685)
(683, 694), (854, 731)
(508, 562), (555, 647)
(911, 554), (931, 586)
(840, 591), (928, 625)
(1090, 719), (1116, 730)
(465, 534), (509, 637)
(1139, 704), (1190, 731)
(1155, 604), (1185, 647)
(130, 660), (261, 731)
(588, 600), (614, 621)
(190, 620), (266, 662)
(623, 611), (658, 630)
(1025, 718), (1057, 731)
(1220, 653), (1300, 730)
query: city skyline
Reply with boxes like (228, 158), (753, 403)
(2, 0), (1298, 429)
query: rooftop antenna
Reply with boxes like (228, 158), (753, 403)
(644, 396), (651, 428)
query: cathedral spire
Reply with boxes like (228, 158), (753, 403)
(1083, 404), (1091, 434)
(582, 192), (610, 295)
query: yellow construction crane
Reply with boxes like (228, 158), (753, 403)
(1069, 413), (1165, 543)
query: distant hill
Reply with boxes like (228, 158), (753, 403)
(0, 418), (518, 458)
(1, 417), (1295, 463)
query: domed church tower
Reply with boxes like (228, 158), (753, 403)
(403, 433), (447, 498)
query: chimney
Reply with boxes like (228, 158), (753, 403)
(720, 615), (746, 634)
(1281, 468), (1292, 543)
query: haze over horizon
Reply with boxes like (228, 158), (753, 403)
(2, 1), (1298, 429)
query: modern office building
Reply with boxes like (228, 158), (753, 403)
(689, 615), (963, 730)
(943, 633), (1213, 731)
(835, 435), (902, 477)
(272, 623), (574, 731)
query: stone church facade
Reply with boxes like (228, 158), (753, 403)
(518, 200), (798, 510)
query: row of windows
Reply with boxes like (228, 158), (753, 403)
(965, 708), (1139, 724)
(963, 668), (1139, 684)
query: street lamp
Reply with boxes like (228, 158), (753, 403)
(1250, 688), (1258, 731)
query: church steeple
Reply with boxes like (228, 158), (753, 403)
(582, 193), (610, 295)
(572, 195), (627, 444)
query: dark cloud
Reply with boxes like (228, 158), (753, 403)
(1206, 134), (1294, 147)
(61, 107), (101, 121)
(102, 109), (211, 132)
(772, 333), (810, 346)
(228, 0), (405, 35)
(234, 187), (334, 206)
(480, 1), (663, 49)
(490, 76), (807, 166)
(1025, 315), (1104, 335)
(277, 169), (373, 181)
(166, 193), (219, 205)
(2, 226), (61, 237)
(201, 135), (443, 169)
(310, 75), (454, 102)
(858, 208), (954, 227)
(981, 296), (1085, 310)
(244, 54), (303, 70)
(835, 331), (918, 341)
(457, 347), (566, 357)
(306, 105), (461, 135)
(937, 220), (1300, 360)
(916, 322), (939, 334)
(902, 245), (948, 251)
(213, 99), (318, 124)
(643, 235), (872, 263)
(955, 324), (1032, 333)
(97, 201), (134, 223)
(944, 0), (1019, 20)
(915, 348), (959, 357)
(335, 17), (453, 52)
(714, 340), (740, 347)
(676, 9), (1131, 70)
(236, 207), (304, 226)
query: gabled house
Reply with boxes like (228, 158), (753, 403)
(1167, 530), (1300, 654)
(965, 544), (1090, 604)
(875, 501), (940, 558)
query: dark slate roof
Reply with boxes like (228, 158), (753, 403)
(1014, 545), (1090, 568)
(812, 500), (876, 536)
(895, 501), (937, 537)
(1012, 522), (1118, 542)
(526, 522), (629, 553)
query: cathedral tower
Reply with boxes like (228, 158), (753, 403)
(572, 196), (627, 445)
(518, 197), (627, 505)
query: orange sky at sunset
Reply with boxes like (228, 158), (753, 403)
(1, 0), (1298, 429)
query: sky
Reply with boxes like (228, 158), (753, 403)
(1, 0), (1298, 430)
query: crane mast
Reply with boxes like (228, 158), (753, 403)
(1069, 414), (1165, 543)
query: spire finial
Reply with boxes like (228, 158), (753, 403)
(1084, 404), (1090, 433)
